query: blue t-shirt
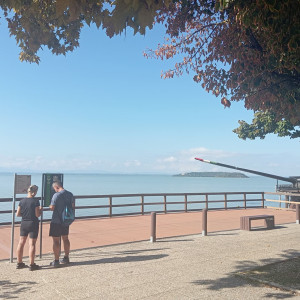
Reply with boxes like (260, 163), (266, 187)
(50, 190), (74, 224)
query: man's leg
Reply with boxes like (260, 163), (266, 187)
(61, 235), (70, 257)
(52, 236), (60, 260)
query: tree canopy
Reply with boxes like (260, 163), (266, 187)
(1, 0), (299, 139)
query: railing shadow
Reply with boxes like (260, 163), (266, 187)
(69, 247), (170, 259)
(157, 238), (195, 243)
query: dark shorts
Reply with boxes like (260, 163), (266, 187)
(49, 222), (69, 237)
(20, 220), (39, 239)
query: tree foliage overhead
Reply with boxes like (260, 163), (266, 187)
(0, 0), (172, 63)
(144, 0), (300, 139)
(233, 111), (300, 140)
(0, 0), (299, 139)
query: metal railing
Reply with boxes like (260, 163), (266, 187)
(0, 191), (265, 226)
(264, 191), (300, 209)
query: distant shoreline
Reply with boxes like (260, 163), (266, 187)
(173, 172), (248, 178)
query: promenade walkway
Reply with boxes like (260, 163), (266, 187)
(0, 216), (299, 299)
(0, 208), (297, 261)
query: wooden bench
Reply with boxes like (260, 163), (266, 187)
(240, 215), (275, 231)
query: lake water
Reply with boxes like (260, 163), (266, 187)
(0, 173), (281, 224)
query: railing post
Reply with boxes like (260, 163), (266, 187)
(262, 192), (265, 208)
(164, 195), (167, 213)
(285, 195), (289, 209)
(202, 208), (207, 236)
(184, 194), (187, 212)
(150, 212), (156, 242)
(205, 194), (208, 210)
(109, 197), (112, 217)
(243, 193), (246, 209)
(141, 196), (144, 215)
(224, 194), (227, 210)
(296, 204), (300, 225)
(279, 195), (282, 208)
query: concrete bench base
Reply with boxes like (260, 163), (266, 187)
(240, 215), (275, 231)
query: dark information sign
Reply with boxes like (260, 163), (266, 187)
(42, 173), (64, 207)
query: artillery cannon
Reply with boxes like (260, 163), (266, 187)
(194, 158), (300, 205)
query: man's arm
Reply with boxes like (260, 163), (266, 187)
(49, 193), (58, 211)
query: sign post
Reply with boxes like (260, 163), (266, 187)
(40, 174), (44, 259)
(10, 174), (31, 263)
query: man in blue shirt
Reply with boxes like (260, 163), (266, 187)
(49, 181), (75, 267)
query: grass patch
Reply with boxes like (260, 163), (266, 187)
(237, 257), (300, 293)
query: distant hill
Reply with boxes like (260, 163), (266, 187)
(173, 172), (248, 178)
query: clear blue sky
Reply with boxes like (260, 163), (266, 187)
(0, 19), (299, 176)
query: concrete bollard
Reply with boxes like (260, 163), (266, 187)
(150, 212), (156, 242)
(202, 209), (207, 236)
(296, 204), (300, 225)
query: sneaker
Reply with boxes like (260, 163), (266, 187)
(50, 260), (60, 268)
(29, 263), (40, 271)
(60, 257), (70, 264)
(16, 262), (27, 269)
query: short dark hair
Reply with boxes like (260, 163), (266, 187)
(52, 181), (63, 188)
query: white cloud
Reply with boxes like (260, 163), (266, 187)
(124, 160), (141, 167)
(0, 147), (299, 176)
(181, 147), (235, 160)
(152, 147), (238, 173)
(0, 155), (104, 172)
(152, 147), (300, 176)
(159, 156), (177, 163)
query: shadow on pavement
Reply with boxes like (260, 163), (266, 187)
(157, 239), (195, 243)
(249, 225), (288, 232)
(208, 233), (239, 236)
(190, 249), (300, 299)
(0, 280), (37, 299)
(40, 252), (169, 269)
(68, 247), (170, 259)
(72, 253), (169, 265)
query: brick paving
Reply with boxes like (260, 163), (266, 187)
(0, 208), (297, 261)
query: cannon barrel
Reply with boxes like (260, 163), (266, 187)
(195, 158), (298, 184)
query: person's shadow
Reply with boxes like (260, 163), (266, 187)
(40, 252), (169, 269)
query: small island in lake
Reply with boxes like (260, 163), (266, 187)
(173, 172), (249, 178)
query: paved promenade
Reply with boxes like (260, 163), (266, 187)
(0, 220), (299, 299)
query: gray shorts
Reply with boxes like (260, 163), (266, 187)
(49, 222), (69, 237)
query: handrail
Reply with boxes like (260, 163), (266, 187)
(265, 191), (300, 197)
(0, 191), (264, 202)
(265, 199), (300, 205)
(0, 191), (265, 225)
(264, 191), (300, 210)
